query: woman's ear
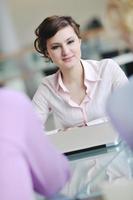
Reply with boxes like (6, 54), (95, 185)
(45, 50), (50, 58)
(45, 50), (53, 62)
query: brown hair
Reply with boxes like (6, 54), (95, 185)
(34, 15), (81, 59)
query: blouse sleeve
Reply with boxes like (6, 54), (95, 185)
(109, 59), (128, 90)
(32, 83), (51, 127)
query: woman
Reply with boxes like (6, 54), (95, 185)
(0, 87), (70, 200)
(32, 15), (128, 130)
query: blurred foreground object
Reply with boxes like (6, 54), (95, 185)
(0, 88), (70, 200)
(107, 0), (133, 51)
(106, 76), (133, 150)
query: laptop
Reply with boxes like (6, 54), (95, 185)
(48, 120), (120, 155)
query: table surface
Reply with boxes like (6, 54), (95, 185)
(63, 141), (133, 199)
(45, 141), (133, 200)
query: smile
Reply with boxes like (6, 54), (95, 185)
(62, 56), (74, 62)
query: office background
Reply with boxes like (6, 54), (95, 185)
(0, 0), (132, 97)
(6, 0), (108, 47)
(1, 2), (133, 200)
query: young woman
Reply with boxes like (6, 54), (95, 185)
(32, 15), (128, 130)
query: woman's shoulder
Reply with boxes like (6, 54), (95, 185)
(82, 58), (116, 67)
(41, 70), (59, 84)
(82, 58), (117, 72)
(36, 70), (60, 92)
(82, 58), (122, 79)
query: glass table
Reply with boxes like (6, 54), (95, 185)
(36, 140), (133, 200)
(56, 141), (133, 200)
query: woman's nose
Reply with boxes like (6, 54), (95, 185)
(62, 45), (69, 56)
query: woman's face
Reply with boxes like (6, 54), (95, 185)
(46, 25), (81, 70)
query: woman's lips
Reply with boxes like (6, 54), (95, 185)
(62, 56), (74, 62)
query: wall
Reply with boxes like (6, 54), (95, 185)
(8, 0), (108, 47)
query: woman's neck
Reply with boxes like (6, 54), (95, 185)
(61, 61), (84, 86)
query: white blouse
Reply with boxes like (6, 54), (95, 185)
(32, 59), (128, 129)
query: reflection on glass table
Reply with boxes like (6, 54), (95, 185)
(38, 141), (133, 200)
(60, 141), (133, 200)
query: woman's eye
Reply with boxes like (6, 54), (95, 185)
(51, 46), (59, 50)
(67, 40), (74, 44)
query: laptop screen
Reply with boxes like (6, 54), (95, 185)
(48, 121), (119, 155)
